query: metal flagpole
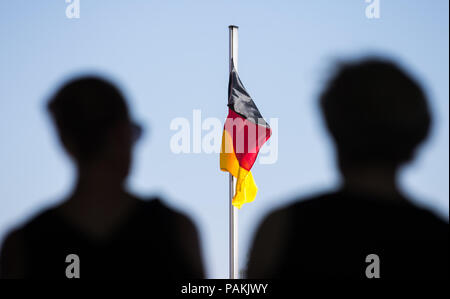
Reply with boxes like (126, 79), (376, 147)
(228, 25), (239, 279)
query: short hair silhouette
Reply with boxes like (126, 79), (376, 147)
(47, 77), (138, 161)
(247, 57), (448, 279)
(320, 59), (430, 166)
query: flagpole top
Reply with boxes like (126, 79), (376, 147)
(228, 25), (239, 29)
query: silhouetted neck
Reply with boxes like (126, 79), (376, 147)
(71, 163), (128, 203)
(57, 170), (137, 241)
(340, 165), (404, 202)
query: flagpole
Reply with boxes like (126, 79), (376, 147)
(228, 25), (239, 279)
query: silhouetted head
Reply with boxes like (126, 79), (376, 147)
(320, 58), (431, 172)
(48, 76), (141, 180)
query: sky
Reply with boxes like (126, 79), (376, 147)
(0, 0), (448, 278)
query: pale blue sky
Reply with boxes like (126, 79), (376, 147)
(0, 1), (448, 278)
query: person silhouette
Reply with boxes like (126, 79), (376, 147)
(0, 76), (204, 279)
(247, 58), (448, 279)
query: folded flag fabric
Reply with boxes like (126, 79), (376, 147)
(220, 62), (271, 208)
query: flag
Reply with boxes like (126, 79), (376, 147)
(220, 62), (271, 208)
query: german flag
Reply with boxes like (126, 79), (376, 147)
(220, 62), (271, 208)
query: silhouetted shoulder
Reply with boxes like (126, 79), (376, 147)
(246, 204), (297, 278)
(0, 204), (57, 278)
(144, 198), (205, 277)
(137, 197), (203, 242)
(284, 191), (448, 239)
(139, 197), (195, 226)
(1, 197), (204, 279)
(128, 197), (205, 278)
(0, 226), (26, 278)
(248, 191), (448, 279)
